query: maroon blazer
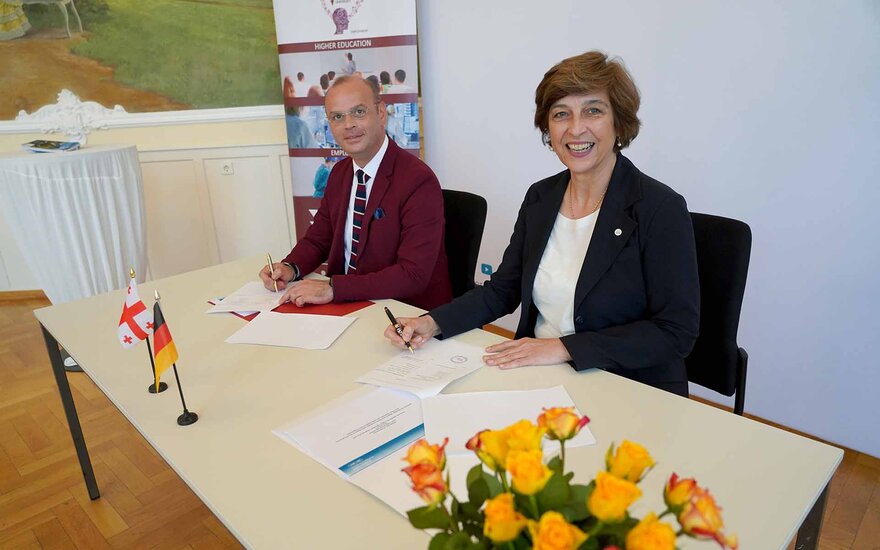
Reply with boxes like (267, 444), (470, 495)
(283, 139), (452, 310)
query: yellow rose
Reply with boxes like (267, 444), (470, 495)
(678, 487), (738, 550)
(477, 428), (510, 473)
(587, 471), (642, 522)
(402, 462), (447, 507)
(663, 472), (697, 511)
(537, 407), (590, 441)
(527, 511), (588, 550)
(404, 437), (448, 469)
(508, 449), (554, 495)
(483, 493), (527, 543)
(504, 419), (546, 454)
(625, 512), (677, 550)
(605, 440), (655, 482)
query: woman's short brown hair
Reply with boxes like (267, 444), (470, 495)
(534, 51), (641, 151)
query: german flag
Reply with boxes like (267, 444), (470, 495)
(152, 301), (178, 392)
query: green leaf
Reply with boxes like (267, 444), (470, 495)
(468, 477), (489, 507)
(466, 464), (484, 486)
(408, 505), (452, 530)
(558, 484), (591, 522)
(429, 532), (452, 550)
(537, 472), (570, 511)
(580, 536), (599, 550)
(547, 455), (563, 473)
(443, 531), (475, 549)
(484, 472), (503, 498)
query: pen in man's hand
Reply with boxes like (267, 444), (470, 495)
(384, 306), (414, 354)
(266, 253), (278, 292)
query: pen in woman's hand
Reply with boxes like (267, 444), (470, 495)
(384, 306), (414, 353)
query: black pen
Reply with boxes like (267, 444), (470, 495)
(384, 306), (414, 354)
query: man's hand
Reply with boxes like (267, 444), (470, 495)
(383, 315), (441, 351)
(259, 263), (294, 292)
(483, 338), (572, 369)
(280, 279), (334, 306)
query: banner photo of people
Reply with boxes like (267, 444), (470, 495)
(272, 0), (420, 240)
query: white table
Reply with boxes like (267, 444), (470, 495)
(0, 144), (147, 303)
(35, 256), (842, 549)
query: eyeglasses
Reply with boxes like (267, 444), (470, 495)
(327, 102), (380, 125)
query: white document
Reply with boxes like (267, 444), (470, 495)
(422, 385), (597, 456)
(207, 281), (282, 314)
(273, 386), (424, 477)
(356, 338), (485, 398)
(225, 311), (355, 349)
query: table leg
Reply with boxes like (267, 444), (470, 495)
(795, 485), (828, 550)
(41, 324), (100, 500)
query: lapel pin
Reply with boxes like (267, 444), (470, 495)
(373, 208), (384, 220)
(614, 228), (622, 236)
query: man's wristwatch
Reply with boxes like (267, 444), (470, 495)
(281, 262), (300, 281)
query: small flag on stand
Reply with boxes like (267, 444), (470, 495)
(118, 277), (153, 349)
(153, 290), (198, 426)
(151, 298), (178, 392)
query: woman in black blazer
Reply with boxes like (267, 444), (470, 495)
(385, 51), (699, 396)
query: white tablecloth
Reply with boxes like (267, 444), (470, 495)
(0, 145), (147, 304)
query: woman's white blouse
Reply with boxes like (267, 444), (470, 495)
(533, 209), (599, 338)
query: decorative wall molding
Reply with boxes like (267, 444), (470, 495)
(1, 91), (284, 135)
(13, 89), (127, 144)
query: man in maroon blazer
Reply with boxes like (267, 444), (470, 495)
(260, 76), (452, 310)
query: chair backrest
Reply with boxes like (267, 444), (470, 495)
(686, 213), (752, 396)
(442, 189), (488, 298)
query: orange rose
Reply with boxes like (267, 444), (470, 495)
(505, 419), (546, 454)
(537, 407), (590, 441)
(527, 511), (588, 550)
(678, 487), (738, 550)
(404, 437), (448, 469)
(475, 428), (510, 473)
(483, 493), (527, 543)
(605, 440), (655, 483)
(625, 512), (677, 550)
(507, 449), (554, 495)
(587, 471), (642, 522)
(402, 462), (447, 507)
(664, 472), (697, 511)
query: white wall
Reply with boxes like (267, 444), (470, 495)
(418, 1), (880, 457)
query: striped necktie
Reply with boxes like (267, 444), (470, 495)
(349, 169), (369, 272)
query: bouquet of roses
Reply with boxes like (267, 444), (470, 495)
(402, 407), (737, 550)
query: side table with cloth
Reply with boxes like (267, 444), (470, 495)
(0, 144), (148, 303)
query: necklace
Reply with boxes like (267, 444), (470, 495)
(567, 183), (608, 218)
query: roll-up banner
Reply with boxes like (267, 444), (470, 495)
(272, 0), (421, 240)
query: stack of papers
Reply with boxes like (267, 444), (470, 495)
(225, 311), (356, 350)
(207, 281), (282, 315)
(356, 338), (485, 397)
(274, 385), (596, 516)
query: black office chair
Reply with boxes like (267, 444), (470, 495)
(686, 213), (752, 415)
(442, 189), (488, 298)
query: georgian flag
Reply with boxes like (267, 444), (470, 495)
(117, 279), (153, 349)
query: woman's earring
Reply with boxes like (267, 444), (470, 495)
(616, 137), (623, 149)
(543, 131), (553, 150)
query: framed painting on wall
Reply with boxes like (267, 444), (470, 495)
(0, 0), (283, 124)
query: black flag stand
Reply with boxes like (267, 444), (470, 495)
(145, 338), (168, 394)
(171, 363), (198, 426)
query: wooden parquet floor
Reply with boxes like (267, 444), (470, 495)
(0, 295), (242, 550)
(0, 295), (877, 549)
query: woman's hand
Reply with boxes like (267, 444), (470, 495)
(383, 315), (441, 351)
(483, 338), (572, 369)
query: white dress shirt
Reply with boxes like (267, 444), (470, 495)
(344, 135), (389, 273)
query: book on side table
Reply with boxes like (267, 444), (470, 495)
(21, 140), (81, 153)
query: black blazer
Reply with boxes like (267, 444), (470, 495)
(430, 155), (699, 396)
